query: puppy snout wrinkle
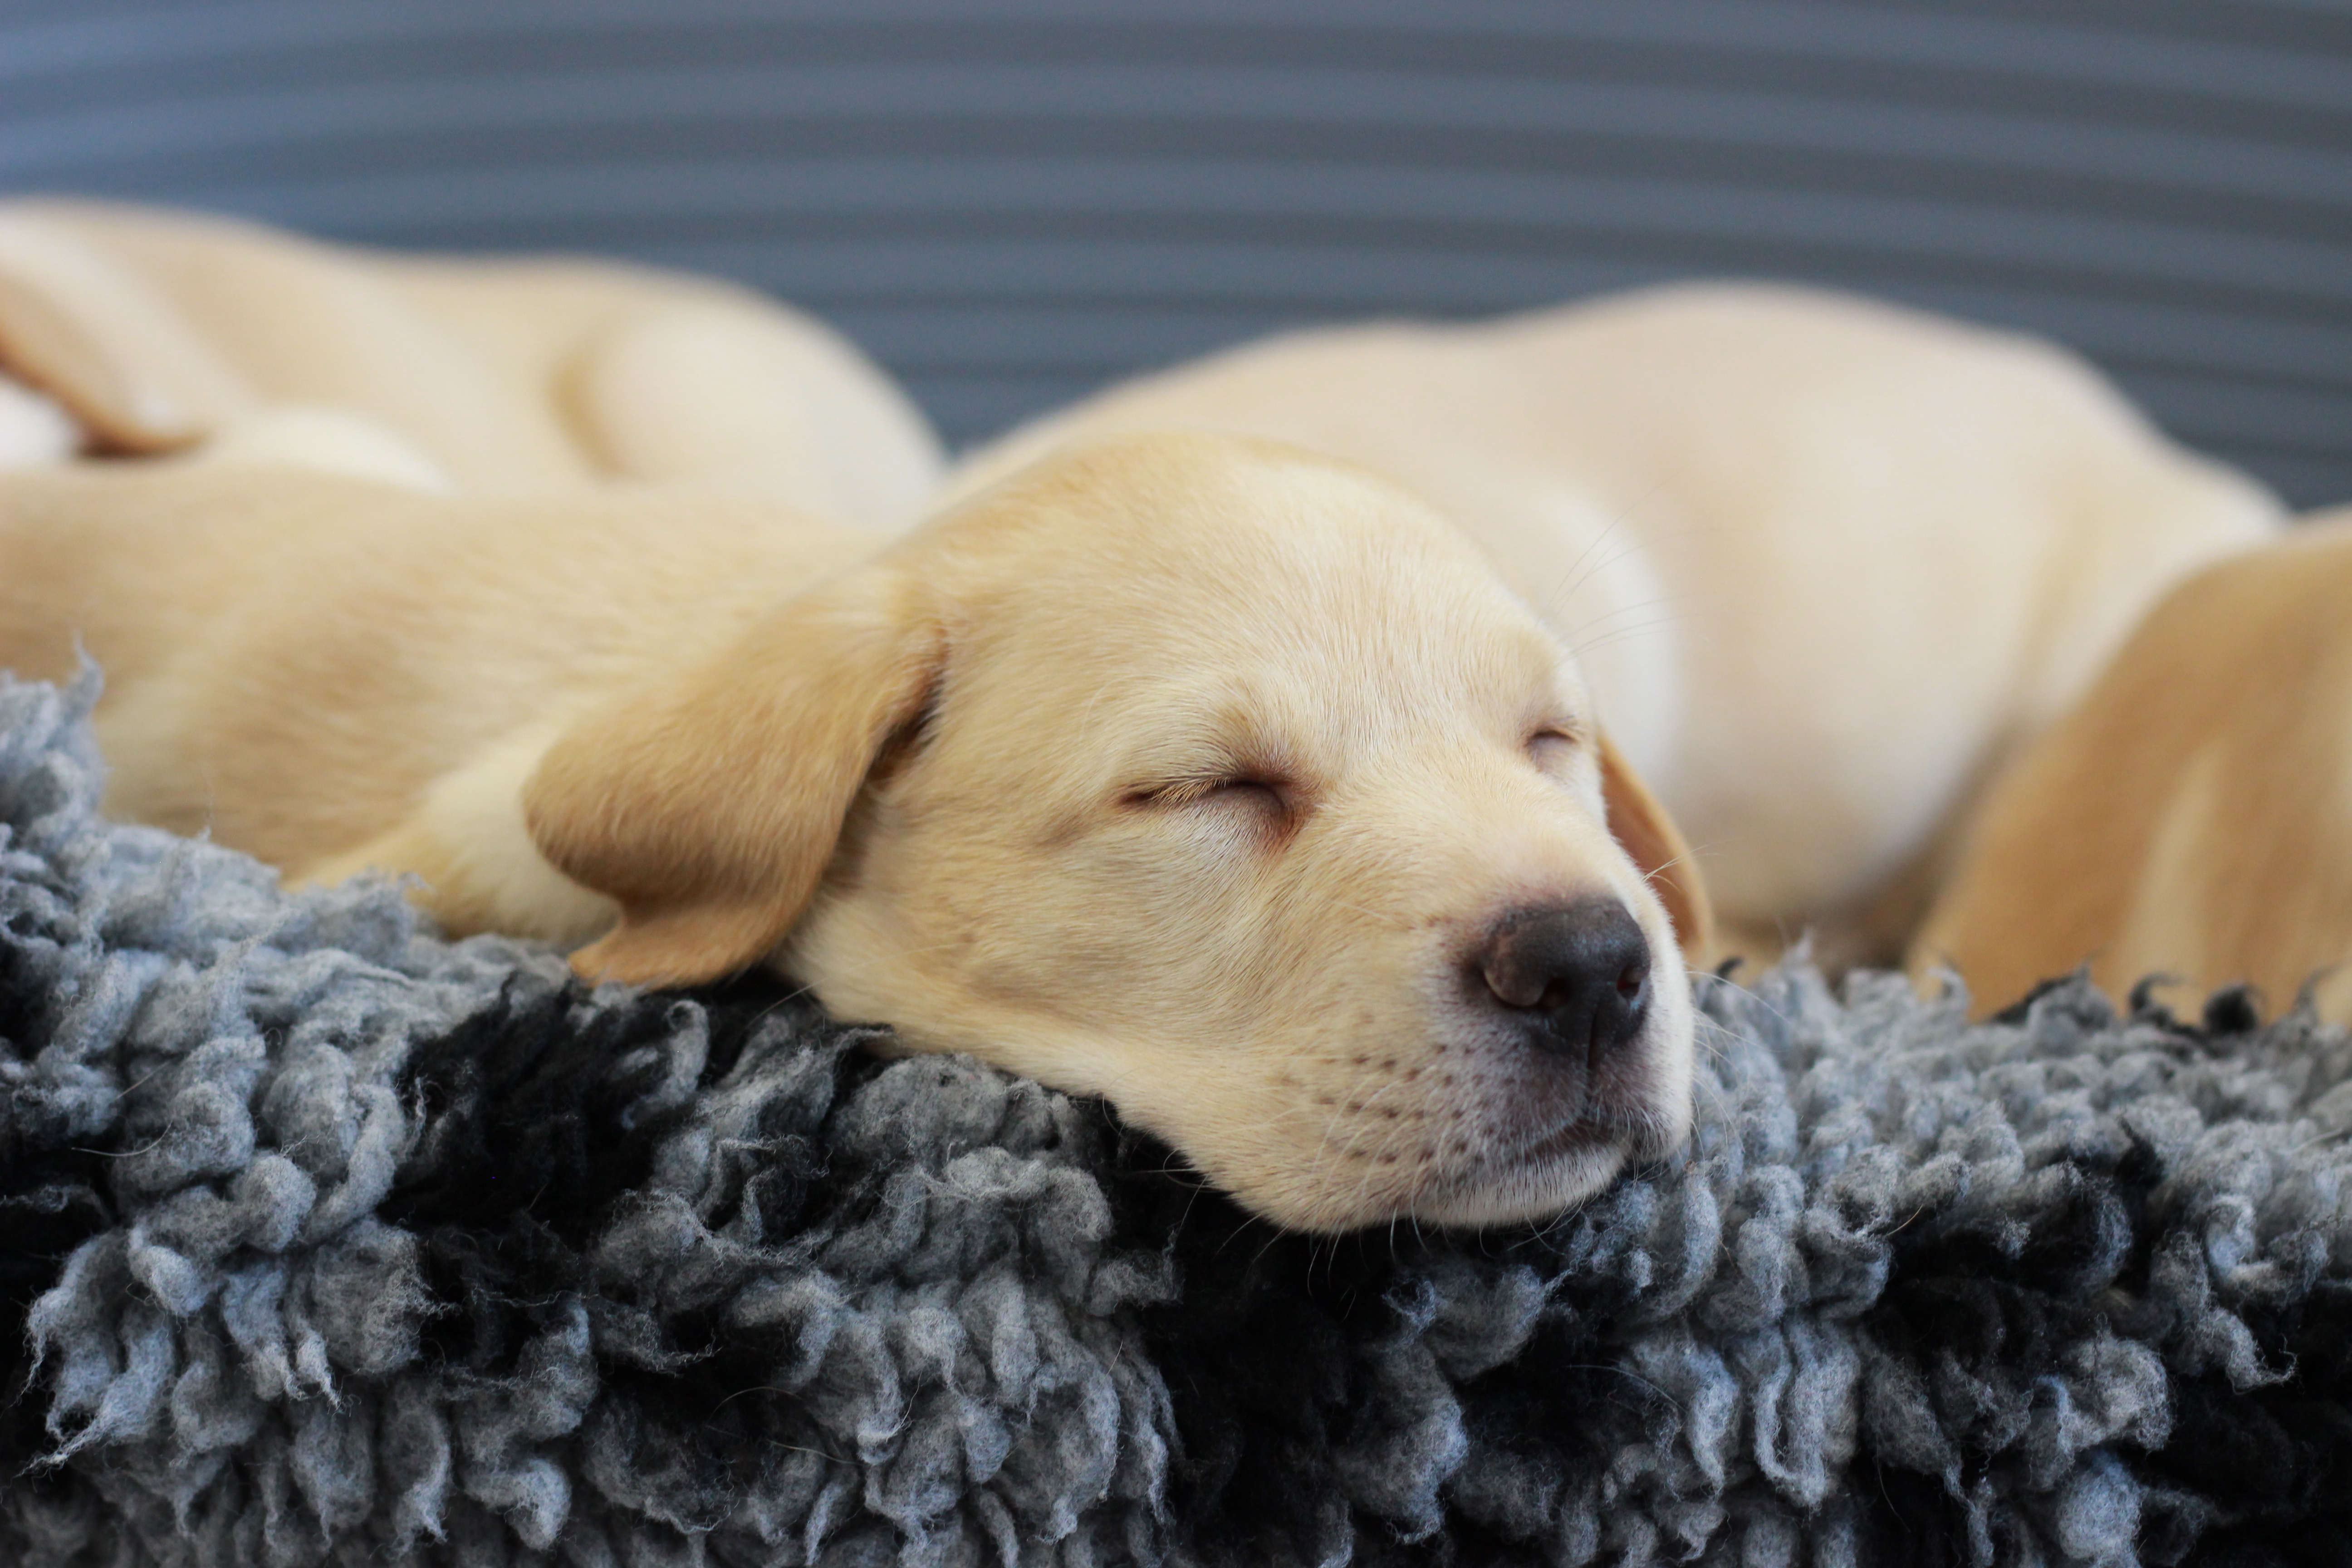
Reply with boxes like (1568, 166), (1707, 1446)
(1479, 900), (1651, 1063)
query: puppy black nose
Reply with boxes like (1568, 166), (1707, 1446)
(1478, 899), (1652, 1063)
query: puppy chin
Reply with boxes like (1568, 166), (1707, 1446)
(1406, 1100), (1689, 1229)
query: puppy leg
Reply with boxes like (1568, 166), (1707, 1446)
(291, 725), (615, 944)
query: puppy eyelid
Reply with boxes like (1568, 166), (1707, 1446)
(1126, 774), (1287, 809)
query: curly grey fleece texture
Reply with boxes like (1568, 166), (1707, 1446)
(4, 667), (2350, 1567)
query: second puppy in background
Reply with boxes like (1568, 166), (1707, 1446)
(1913, 513), (2352, 1024)
(955, 285), (2283, 969)
(0, 198), (943, 517)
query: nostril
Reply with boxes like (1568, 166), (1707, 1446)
(1477, 899), (1654, 1062)
(1483, 953), (1548, 1009)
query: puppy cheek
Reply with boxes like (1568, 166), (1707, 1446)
(1627, 892), (1699, 1151)
(1644, 979), (1698, 1151)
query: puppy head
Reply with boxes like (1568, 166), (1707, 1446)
(528, 432), (1708, 1232)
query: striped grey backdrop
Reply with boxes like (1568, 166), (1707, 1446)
(2, 0), (2349, 504)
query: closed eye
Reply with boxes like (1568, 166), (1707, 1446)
(1528, 728), (1582, 765)
(1125, 774), (1289, 810)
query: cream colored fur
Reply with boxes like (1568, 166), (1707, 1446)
(2, 201), (2280, 1230)
(953, 288), (2285, 965)
(1912, 511), (2352, 1024)
(0, 370), (76, 469)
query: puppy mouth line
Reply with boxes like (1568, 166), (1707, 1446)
(1401, 1113), (1631, 1218)
(1490, 1108), (1627, 1166)
(1421, 1096), (1645, 1187)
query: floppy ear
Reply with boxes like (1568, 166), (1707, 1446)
(1598, 731), (1715, 960)
(0, 209), (249, 449)
(524, 563), (942, 988)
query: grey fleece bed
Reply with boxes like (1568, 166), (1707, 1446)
(4, 666), (2350, 1568)
(5, 4), (2349, 1561)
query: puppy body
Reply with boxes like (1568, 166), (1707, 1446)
(1912, 512), (2352, 1022)
(0, 464), (862, 935)
(1, 434), (1707, 1233)
(955, 287), (2283, 962)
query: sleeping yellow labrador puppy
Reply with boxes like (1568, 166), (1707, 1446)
(0, 205), (1706, 1235)
(0, 436), (1706, 1235)
(953, 288), (2284, 967)
(1911, 512), (2352, 1024)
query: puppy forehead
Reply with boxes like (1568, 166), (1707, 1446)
(1097, 443), (1490, 590)
(968, 438), (1563, 677)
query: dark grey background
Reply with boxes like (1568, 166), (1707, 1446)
(4, 0), (2349, 505)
